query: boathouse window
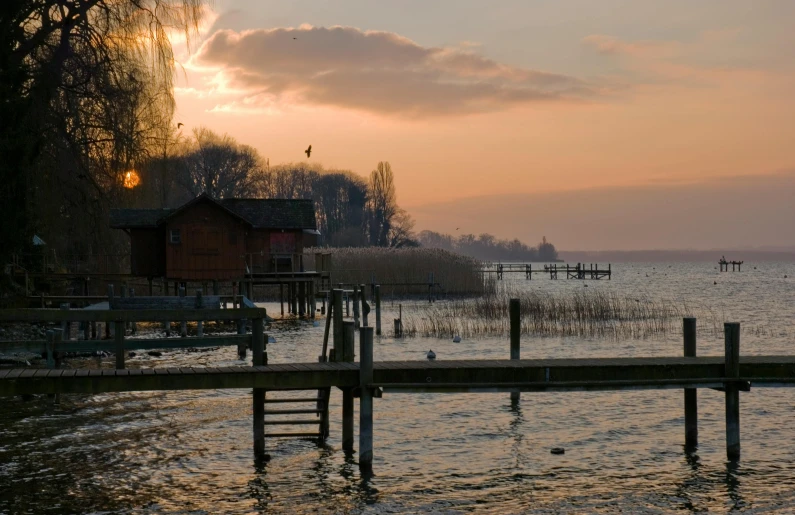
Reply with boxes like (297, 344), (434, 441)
(170, 229), (181, 244)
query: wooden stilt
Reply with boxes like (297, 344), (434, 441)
(252, 317), (266, 457)
(510, 298), (521, 403)
(353, 285), (360, 329)
(114, 320), (125, 370)
(359, 326), (374, 471)
(342, 321), (355, 451)
(684, 317), (698, 450)
(725, 322), (741, 460)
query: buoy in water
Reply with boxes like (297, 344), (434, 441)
(551, 447), (565, 455)
(427, 349), (436, 360)
(452, 335), (461, 343)
(714, 281), (717, 285)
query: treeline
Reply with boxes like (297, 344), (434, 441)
(132, 126), (418, 248)
(417, 231), (559, 262)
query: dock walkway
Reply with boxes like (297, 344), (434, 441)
(1, 356), (794, 396)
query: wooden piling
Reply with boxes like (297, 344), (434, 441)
(130, 289), (137, 334)
(359, 326), (374, 471)
(237, 312), (247, 360)
(725, 322), (741, 460)
(342, 320), (355, 451)
(509, 298), (521, 402)
(353, 285), (360, 329)
(195, 290), (204, 337)
(333, 289), (344, 350)
(360, 284), (369, 327)
(105, 285), (114, 339)
(60, 303), (70, 341)
(179, 286), (187, 337)
(683, 317), (698, 450)
(114, 320), (125, 369)
(252, 317), (266, 457)
(298, 282), (306, 317)
(375, 285), (382, 336)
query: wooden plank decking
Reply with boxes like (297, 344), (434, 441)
(2, 356), (795, 396)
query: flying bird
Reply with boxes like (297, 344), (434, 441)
(177, 122), (184, 128)
(305, 145), (312, 158)
(293, 37), (297, 40)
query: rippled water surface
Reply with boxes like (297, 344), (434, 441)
(1, 262), (794, 514)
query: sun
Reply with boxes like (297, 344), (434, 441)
(123, 170), (141, 189)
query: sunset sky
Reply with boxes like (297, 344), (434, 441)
(173, 0), (795, 250)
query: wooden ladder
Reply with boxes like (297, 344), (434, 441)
(263, 390), (329, 439)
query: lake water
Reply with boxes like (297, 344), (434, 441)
(1, 262), (794, 513)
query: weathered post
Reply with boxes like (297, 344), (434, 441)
(684, 317), (698, 450)
(130, 288), (137, 335)
(179, 286), (187, 337)
(360, 284), (369, 327)
(375, 285), (382, 336)
(60, 303), (70, 341)
(195, 290), (204, 337)
(309, 281), (316, 319)
(510, 298), (521, 402)
(359, 326), (374, 471)
(237, 310), (248, 360)
(333, 289), (344, 352)
(298, 282), (306, 317)
(114, 319), (125, 369)
(106, 284), (114, 339)
(45, 330), (60, 404)
(352, 285), (360, 329)
(342, 320), (355, 451)
(252, 316), (266, 458)
(725, 322), (741, 460)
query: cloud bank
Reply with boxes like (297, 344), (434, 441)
(190, 25), (595, 117)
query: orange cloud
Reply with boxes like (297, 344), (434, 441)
(190, 25), (597, 117)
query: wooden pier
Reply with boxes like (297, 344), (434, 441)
(483, 263), (612, 280)
(0, 300), (791, 471)
(719, 259), (744, 272)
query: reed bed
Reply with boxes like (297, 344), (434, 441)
(306, 247), (493, 295)
(398, 288), (733, 341)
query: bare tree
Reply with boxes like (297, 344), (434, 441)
(179, 127), (264, 198)
(366, 161), (398, 246)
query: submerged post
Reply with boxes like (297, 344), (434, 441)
(725, 322), (741, 460)
(342, 320), (355, 451)
(683, 317), (698, 450)
(375, 285), (382, 336)
(509, 298), (521, 402)
(252, 317), (266, 457)
(359, 326), (374, 471)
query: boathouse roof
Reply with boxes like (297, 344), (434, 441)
(110, 194), (316, 230)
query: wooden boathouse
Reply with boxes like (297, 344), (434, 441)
(110, 193), (318, 281)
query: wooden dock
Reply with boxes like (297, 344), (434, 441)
(483, 263), (612, 280)
(0, 299), (789, 471)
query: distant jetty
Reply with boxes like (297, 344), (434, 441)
(719, 257), (743, 272)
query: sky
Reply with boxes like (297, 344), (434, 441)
(172, 0), (795, 250)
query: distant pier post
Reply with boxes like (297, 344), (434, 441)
(683, 317), (698, 450)
(725, 322), (741, 460)
(359, 326), (374, 472)
(510, 299), (521, 403)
